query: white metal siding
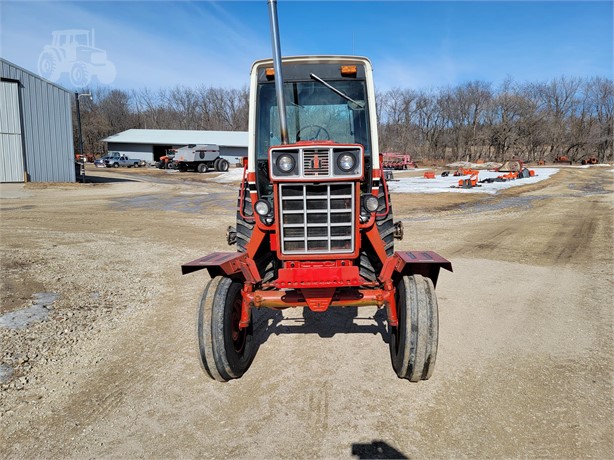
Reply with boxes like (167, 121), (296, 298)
(0, 81), (25, 182)
(107, 142), (154, 163)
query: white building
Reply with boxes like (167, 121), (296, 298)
(102, 129), (248, 164)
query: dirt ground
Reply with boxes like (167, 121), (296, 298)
(1, 165), (612, 458)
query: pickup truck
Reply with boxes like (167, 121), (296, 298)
(96, 152), (142, 168)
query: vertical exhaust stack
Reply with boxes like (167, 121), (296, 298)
(267, 0), (289, 144)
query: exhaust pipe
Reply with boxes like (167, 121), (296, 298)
(267, 0), (289, 144)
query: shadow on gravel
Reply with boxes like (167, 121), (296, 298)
(112, 192), (236, 214)
(567, 181), (611, 195)
(351, 440), (409, 459)
(252, 306), (389, 345)
(84, 174), (138, 183)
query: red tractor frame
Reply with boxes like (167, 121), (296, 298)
(182, 1), (451, 383)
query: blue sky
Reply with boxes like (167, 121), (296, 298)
(1, 1), (612, 91)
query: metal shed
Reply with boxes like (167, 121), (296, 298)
(1, 58), (75, 183)
(102, 129), (248, 164)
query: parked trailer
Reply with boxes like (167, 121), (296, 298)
(182, 0), (452, 382)
(174, 144), (229, 173)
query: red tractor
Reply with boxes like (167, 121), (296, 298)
(182, 0), (452, 382)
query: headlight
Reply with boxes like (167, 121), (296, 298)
(254, 199), (271, 216)
(337, 153), (355, 171)
(364, 195), (379, 212)
(277, 154), (295, 173)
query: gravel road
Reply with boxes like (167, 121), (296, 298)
(1, 166), (612, 458)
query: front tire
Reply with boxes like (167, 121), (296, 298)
(197, 163), (209, 173)
(197, 276), (255, 382)
(38, 51), (60, 81)
(217, 159), (229, 172)
(70, 62), (91, 87)
(389, 275), (439, 382)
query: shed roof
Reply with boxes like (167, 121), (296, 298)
(0, 58), (71, 94)
(102, 129), (248, 147)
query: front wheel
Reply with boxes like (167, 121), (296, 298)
(70, 62), (91, 88)
(389, 275), (439, 382)
(197, 276), (256, 382)
(197, 163), (209, 173)
(38, 51), (60, 81)
(218, 159), (229, 172)
(113, 162), (119, 168)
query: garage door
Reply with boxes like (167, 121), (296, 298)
(0, 80), (25, 182)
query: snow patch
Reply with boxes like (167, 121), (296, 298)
(212, 167), (244, 183)
(210, 166), (560, 194)
(0, 364), (13, 384)
(388, 168), (559, 195)
(0, 292), (58, 330)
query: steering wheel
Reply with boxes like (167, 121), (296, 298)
(296, 124), (330, 141)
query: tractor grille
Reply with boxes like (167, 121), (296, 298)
(303, 149), (330, 176)
(279, 183), (355, 255)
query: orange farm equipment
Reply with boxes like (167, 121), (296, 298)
(182, 0), (452, 382)
(458, 170), (479, 188)
(382, 152), (416, 170)
(453, 167), (479, 177)
(497, 168), (535, 181)
(581, 156), (598, 165)
(76, 153), (95, 163)
(554, 156), (572, 165)
(158, 149), (177, 169)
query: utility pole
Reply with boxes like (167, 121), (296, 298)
(75, 92), (91, 183)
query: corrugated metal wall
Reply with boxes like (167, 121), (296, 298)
(0, 59), (75, 182)
(0, 81), (25, 182)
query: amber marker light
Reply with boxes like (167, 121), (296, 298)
(340, 65), (357, 77)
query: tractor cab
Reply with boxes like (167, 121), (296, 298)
(251, 58), (378, 196)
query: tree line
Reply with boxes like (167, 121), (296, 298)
(74, 75), (613, 163)
(73, 86), (249, 156)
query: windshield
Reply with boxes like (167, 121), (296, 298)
(256, 80), (371, 159)
(75, 33), (89, 46)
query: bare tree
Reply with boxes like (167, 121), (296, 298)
(586, 77), (614, 162)
(72, 75), (612, 163)
(531, 76), (583, 160)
